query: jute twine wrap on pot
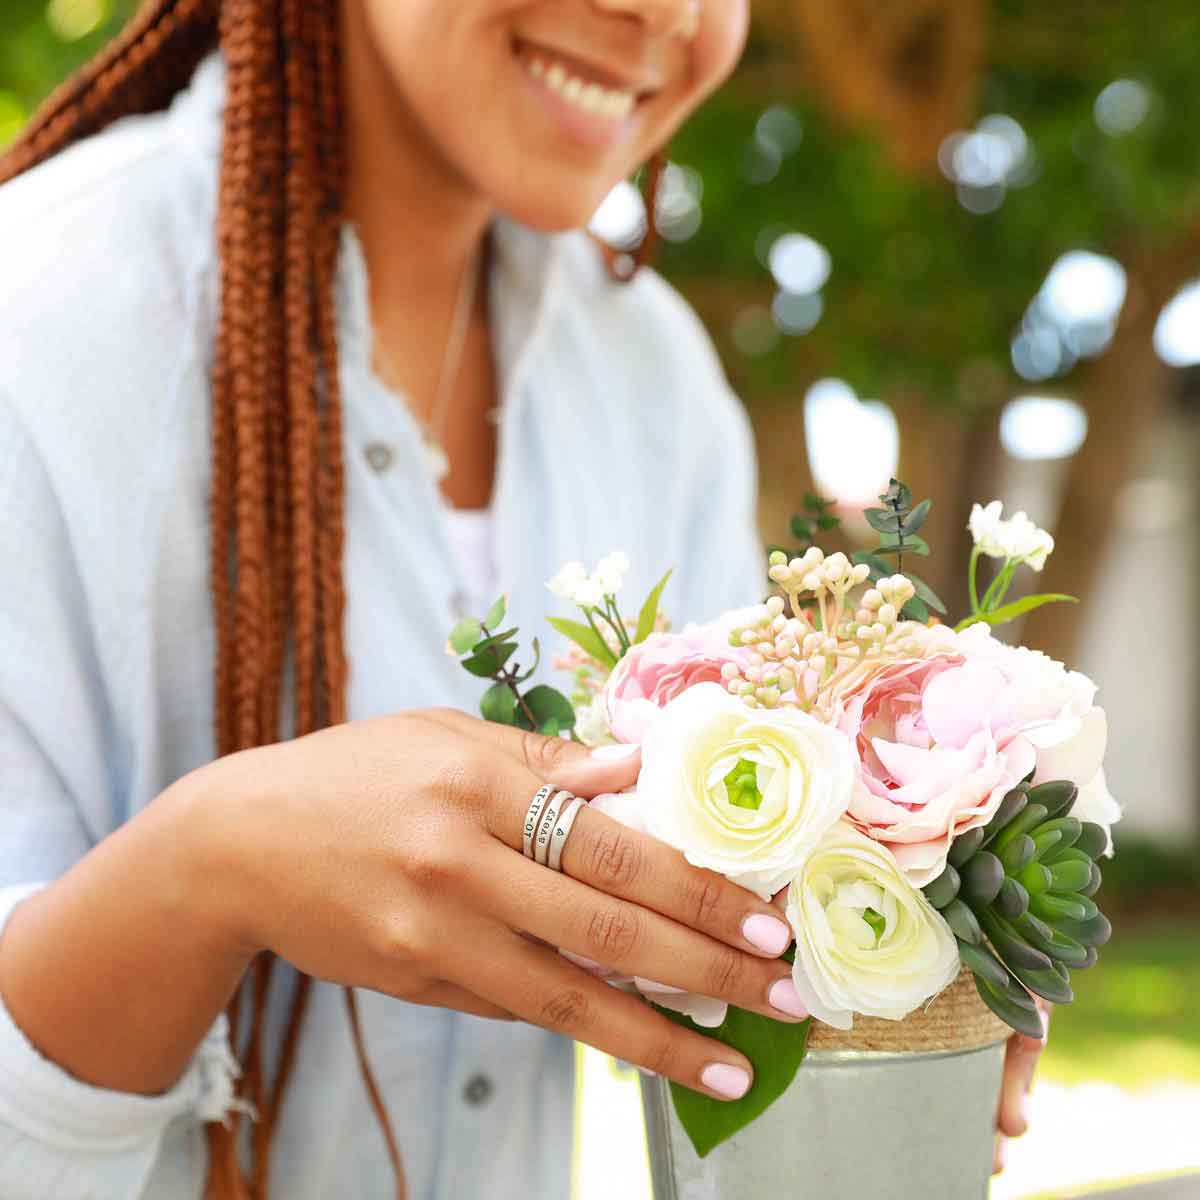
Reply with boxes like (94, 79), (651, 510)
(806, 968), (1011, 1053)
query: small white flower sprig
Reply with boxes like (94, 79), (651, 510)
(960, 500), (1076, 631)
(720, 548), (928, 716)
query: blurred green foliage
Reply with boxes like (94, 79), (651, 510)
(3, 0), (1198, 408)
(1040, 918), (1200, 1087)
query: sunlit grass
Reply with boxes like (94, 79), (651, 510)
(1039, 918), (1200, 1089)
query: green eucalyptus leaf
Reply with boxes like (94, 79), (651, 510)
(635, 568), (673, 644)
(523, 685), (577, 731)
(954, 593), (1079, 633)
(483, 595), (507, 631)
(902, 498), (932, 535)
(851, 550), (892, 580)
(660, 1006), (811, 1158)
(816, 513), (840, 530)
(904, 573), (948, 615)
(864, 507), (903, 534)
(547, 616), (618, 667)
(875, 533), (931, 557)
(448, 617), (483, 655)
(514, 637), (542, 684)
(790, 515), (814, 540)
(480, 681), (519, 725)
(462, 641), (518, 677)
(882, 479), (913, 510)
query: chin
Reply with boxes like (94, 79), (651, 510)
(488, 175), (613, 234)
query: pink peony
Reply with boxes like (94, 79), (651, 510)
(836, 623), (1114, 884)
(602, 616), (752, 745)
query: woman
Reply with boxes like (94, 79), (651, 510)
(0, 2), (1041, 1196)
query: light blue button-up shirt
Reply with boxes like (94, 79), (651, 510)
(0, 54), (763, 1200)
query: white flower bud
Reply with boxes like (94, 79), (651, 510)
(803, 572), (824, 593)
(740, 630), (757, 645)
(862, 589), (883, 611)
(768, 549), (788, 567)
(767, 595), (786, 616)
(721, 661), (741, 680)
(768, 564), (791, 584)
(878, 603), (898, 626)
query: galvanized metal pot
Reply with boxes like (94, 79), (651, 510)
(640, 971), (1010, 1200)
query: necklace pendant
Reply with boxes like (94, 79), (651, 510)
(426, 439), (451, 481)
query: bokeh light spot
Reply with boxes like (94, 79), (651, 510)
(46, 0), (107, 42)
(1000, 396), (1089, 461)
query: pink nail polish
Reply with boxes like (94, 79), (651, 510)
(700, 1063), (752, 1100)
(742, 914), (791, 956)
(589, 742), (639, 760)
(768, 977), (809, 1020)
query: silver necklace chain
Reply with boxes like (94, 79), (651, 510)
(372, 244), (482, 482)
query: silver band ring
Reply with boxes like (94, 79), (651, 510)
(534, 790), (575, 866)
(522, 784), (555, 859)
(546, 798), (586, 873)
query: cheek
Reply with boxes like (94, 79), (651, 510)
(693, 1), (750, 97)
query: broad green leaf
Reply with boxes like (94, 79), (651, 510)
(955, 593), (1078, 632)
(790, 515), (814, 540)
(864, 507), (903, 534)
(635, 568), (673, 644)
(523, 684), (577, 731)
(480, 681), (518, 725)
(905, 572), (948, 615)
(473, 627), (519, 654)
(901, 596), (930, 623)
(902, 498), (933, 535)
(816, 513), (840, 530)
(448, 617), (483, 655)
(547, 617), (618, 667)
(660, 1005), (811, 1158)
(462, 641), (518, 677)
(483, 594), (507, 630)
(540, 717), (561, 736)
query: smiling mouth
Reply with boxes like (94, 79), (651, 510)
(514, 39), (657, 122)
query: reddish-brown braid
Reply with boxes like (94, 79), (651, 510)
(0, 0), (402, 1195)
(0, 1), (663, 1195)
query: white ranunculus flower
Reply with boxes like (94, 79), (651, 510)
(574, 694), (614, 748)
(636, 682), (856, 900)
(968, 500), (1055, 571)
(786, 822), (960, 1029)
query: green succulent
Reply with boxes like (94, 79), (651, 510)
(923, 779), (1111, 1040)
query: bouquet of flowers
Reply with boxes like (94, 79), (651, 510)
(447, 481), (1118, 1157)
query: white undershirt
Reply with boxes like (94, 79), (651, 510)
(442, 503), (499, 606)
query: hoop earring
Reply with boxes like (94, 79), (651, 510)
(597, 151), (667, 283)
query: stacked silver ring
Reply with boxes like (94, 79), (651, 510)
(521, 785), (586, 872)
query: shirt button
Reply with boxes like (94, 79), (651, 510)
(365, 442), (394, 473)
(462, 1073), (494, 1107)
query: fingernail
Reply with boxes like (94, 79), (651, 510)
(768, 977), (809, 1020)
(742, 914), (791, 956)
(590, 742), (639, 760)
(700, 1063), (752, 1100)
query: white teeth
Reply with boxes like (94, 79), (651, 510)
(525, 54), (636, 121)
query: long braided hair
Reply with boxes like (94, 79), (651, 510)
(0, 1), (662, 1195)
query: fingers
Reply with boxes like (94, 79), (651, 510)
(996, 1001), (1050, 1138)
(477, 844), (806, 1025)
(559, 805), (794, 959)
(411, 982), (516, 1022)
(468, 926), (757, 1102)
(993, 1133), (1006, 1176)
(418, 707), (643, 799)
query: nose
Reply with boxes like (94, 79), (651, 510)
(590, 0), (701, 40)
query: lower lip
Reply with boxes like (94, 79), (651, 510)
(515, 56), (639, 150)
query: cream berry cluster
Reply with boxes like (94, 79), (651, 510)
(721, 549), (929, 712)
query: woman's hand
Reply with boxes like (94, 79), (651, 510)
(193, 708), (808, 1102)
(993, 999), (1050, 1174)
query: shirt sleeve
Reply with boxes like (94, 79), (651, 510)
(0, 396), (238, 1197)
